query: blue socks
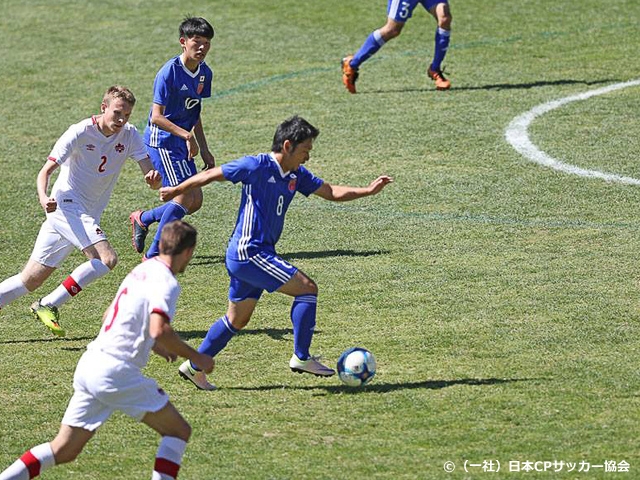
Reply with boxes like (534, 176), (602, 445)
(431, 27), (450, 72)
(193, 315), (238, 369)
(290, 295), (317, 361)
(192, 295), (318, 369)
(351, 30), (385, 69)
(145, 201), (188, 258)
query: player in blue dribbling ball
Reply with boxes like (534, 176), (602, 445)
(159, 116), (393, 390)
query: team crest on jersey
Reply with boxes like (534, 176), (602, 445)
(85, 144), (96, 151)
(115, 143), (125, 153)
(288, 177), (297, 192)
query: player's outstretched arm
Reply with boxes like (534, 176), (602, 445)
(160, 166), (226, 202)
(36, 160), (60, 213)
(313, 175), (393, 202)
(138, 157), (162, 190)
(150, 313), (214, 373)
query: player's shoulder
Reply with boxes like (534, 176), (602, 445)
(200, 60), (213, 76)
(60, 117), (97, 140)
(156, 55), (181, 76)
(133, 258), (178, 286)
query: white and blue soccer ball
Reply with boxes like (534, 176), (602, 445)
(337, 347), (376, 387)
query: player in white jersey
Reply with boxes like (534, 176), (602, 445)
(0, 221), (214, 480)
(0, 86), (162, 337)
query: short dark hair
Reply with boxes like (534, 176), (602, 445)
(179, 16), (214, 40)
(159, 221), (197, 255)
(271, 116), (320, 153)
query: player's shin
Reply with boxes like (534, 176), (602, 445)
(194, 315), (238, 369)
(290, 295), (318, 360)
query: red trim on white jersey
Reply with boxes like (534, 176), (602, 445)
(151, 308), (171, 322)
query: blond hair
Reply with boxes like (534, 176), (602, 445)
(103, 85), (136, 107)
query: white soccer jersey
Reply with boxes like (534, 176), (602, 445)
(86, 257), (180, 369)
(48, 116), (148, 217)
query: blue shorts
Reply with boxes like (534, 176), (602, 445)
(387, 0), (447, 22)
(226, 252), (298, 302)
(147, 145), (197, 187)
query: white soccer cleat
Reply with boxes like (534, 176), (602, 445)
(178, 360), (216, 391)
(289, 354), (336, 377)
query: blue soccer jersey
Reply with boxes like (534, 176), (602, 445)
(143, 55), (213, 149)
(222, 153), (324, 261)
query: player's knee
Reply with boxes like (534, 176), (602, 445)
(305, 278), (318, 296)
(439, 15), (452, 30)
(101, 254), (118, 271)
(381, 25), (402, 40)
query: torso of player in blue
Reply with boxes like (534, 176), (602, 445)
(222, 153), (324, 261)
(143, 55), (213, 149)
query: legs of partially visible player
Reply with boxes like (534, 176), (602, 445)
(342, 18), (405, 94)
(426, 1), (452, 89)
(142, 402), (191, 480)
(0, 425), (94, 480)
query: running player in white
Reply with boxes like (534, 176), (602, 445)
(0, 220), (214, 480)
(0, 85), (162, 337)
(160, 116), (392, 390)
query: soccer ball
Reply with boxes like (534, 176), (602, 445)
(337, 347), (376, 387)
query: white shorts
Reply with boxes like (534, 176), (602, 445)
(30, 203), (107, 268)
(61, 350), (169, 431)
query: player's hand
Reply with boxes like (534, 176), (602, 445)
(193, 353), (215, 374)
(41, 197), (57, 213)
(145, 170), (162, 190)
(187, 135), (199, 159)
(153, 344), (178, 362)
(367, 175), (393, 195)
(201, 149), (215, 170)
(160, 186), (177, 202)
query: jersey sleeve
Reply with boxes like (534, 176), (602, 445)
(126, 127), (150, 162)
(148, 279), (179, 324)
(295, 166), (324, 196)
(221, 155), (261, 184)
(48, 124), (80, 165)
(201, 63), (213, 99)
(152, 64), (174, 107)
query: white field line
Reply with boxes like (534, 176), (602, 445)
(505, 79), (640, 185)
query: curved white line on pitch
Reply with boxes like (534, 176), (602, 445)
(505, 79), (640, 185)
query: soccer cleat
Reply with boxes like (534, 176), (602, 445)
(427, 66), (451, 90)
(129, 210), (148, 254)
(30, 300), (65, 337)
(178, 360), (216, 391)
(289, 354), (336, 377)
(341, 55), (359, 94)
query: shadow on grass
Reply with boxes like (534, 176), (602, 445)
(0, 335), (94, 345)
(228, 377), (538, 394)
(189, 249), (388, 267)
(179, 327), (324, 342)
(364, 78), (619, 94)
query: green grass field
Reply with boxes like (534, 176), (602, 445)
(1, 0), (639, 478)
